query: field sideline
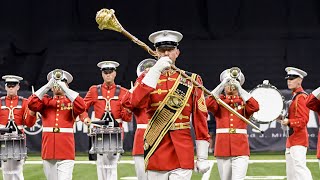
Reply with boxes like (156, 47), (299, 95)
(0, 153), (319, 180)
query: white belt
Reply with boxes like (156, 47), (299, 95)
(42, 127), (74, 133)
(216, 128), (247, 134)
(137, 124), (148, 129)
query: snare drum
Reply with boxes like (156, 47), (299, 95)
(250, 80), (285, 124)
(0, 133), (27, 161)
(88, 127), (124, 154)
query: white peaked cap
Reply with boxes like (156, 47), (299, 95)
(97, 61), (120, 70)
(47, 69), (73, 84)
(149, 30), (183, 47)
(220, 68), (245, 86)
(285, 67), (307, 78)
(2, 75), (23, 83)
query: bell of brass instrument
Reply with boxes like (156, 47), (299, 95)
(229, 67), (241, 79)
(136, 59), (157, 77)
(53, 69), (63, 80)
(228, 67), (241, 90)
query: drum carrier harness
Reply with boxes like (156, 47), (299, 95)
(0, 96), (24, 134)
(96, 84), (121, 127)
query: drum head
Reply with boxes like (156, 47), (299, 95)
(250, 86), (284, 123)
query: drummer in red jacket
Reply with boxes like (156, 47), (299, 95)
(28, 69), (86, 180)
(206, 68), (259, 180)
(79, 60), (132, 180)
(121, 58), (156, 180)
(280, 67), (312, 180)
(0, 75), (37, 180)
(306, 85), (320, 168)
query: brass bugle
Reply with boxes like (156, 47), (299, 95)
(53, 69), (63, 80)
(229, 67), (241, 79)
(95, 8), (263, 133)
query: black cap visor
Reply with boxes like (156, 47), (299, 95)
(285, 74), (300, 80)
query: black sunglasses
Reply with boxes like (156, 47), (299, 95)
(6, 83), (18, 88)
(103, 69), (115, 74)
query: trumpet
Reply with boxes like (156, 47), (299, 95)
(228, 67), (241, 91)
(229, 67), (241, 79)
(52, 69), (64, 89)
(53, 69), (63, 80)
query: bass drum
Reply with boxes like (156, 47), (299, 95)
(249, 80), (285, 124)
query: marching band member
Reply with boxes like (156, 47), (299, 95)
(122, 30), (210, 179)
(205, 68), (259, 180)
(281, 67), (312, 180)
(28, 69), (86, 180)
(79, 61), (132, 180)
(121, 58), (156, 180)
(306, 85), (320, 168)
(0, 75), (37, 180)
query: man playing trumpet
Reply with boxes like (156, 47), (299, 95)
(28, 69), (86, 180)
(122, 30), (210, 179)
(206, 68), (259, 180)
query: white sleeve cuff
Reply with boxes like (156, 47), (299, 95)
(312, 87), (320, 100)
(141, 69), (161, 89)
(196, 140), (209, 160)
(239, 89), (252, 102)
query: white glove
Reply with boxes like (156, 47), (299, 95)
(142, 57), (172, 88)
(57, 81), (79, 102)
(194, 140), (210, 174)
(211, 77), (231, 97)
(312, 87), (320, 100)
(34, 78), (55, 100)
(233, 80), (252, 102)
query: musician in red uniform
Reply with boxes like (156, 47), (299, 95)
(280, 67), (312, 180)
(306, 85), (320, 168)
(28, 69), (86, 180)
(79, 61), (132, 180)
(121, 58), (156, 180)
(205, 68), (259, 180)
(122, 30), (210, 179)
(0, 75), (36, 180)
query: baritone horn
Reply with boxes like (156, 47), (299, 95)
(136, 58), (157, 77)
(95, 8), (264, 133)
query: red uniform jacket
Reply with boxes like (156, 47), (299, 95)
(306, 94), (320, 158)
(79, 83), (132, 125)
(206, 95), (259, 156)
(122, 71), (210, 171)
(121, 90), (148, 155)
(28, 95), (86, 160)
(0, 95), (36, 132)
(286, 87), (309, 148)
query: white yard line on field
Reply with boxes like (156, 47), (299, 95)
(24, 159), (318, 164)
